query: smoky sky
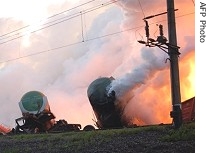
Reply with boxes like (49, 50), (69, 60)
(0, 0), (194, 129)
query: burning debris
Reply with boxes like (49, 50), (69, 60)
(0, 124), (11, 135)
(87, 76), (195, 129)
(0, 0), (194, 132)
(0, 86), (194, 135)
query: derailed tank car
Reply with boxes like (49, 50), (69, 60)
(87, 77), (123, 129)
(14, 91), (82, 134)
(15, 91), (56, 133)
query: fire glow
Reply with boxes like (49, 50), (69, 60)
(0, 0), (195, 129)
(120, 50), (195, 126)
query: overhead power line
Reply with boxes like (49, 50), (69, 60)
(0, 0), (118, 45)
(0, 12), (194, 64)
(0, 41), (84, 63)
(137, 0), (145, 18)
(0, 0), (96, 39)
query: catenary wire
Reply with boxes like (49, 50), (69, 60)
(137, 0), (146, 18)
(0, 0), (118, 45)
(0, 12), (194, 64)
(0, 0), (96, 38)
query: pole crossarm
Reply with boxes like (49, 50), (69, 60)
(137, 22), (180, 56)
(138, 1), (182, 129)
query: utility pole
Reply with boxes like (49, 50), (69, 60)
(167, 0), (182, 129)
(138, 0), (182, 128)
(138, 0), (183, 129)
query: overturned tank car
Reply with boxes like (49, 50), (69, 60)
(14, 91), (82, 134)
(87, 77), (196, 130)
(87, 77), (123, 129)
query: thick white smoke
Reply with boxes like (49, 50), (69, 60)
(107, 0), (195, 125)
(0, 0), (126, 128)
(109, 47), (166, 98)
(0, 0), (194, 129)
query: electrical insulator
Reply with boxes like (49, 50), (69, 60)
(144, 20), (149, 38)
(159, 24), (164, 36)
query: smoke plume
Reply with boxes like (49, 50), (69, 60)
(0, 0), (194, 128)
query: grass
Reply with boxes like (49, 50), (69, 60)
(0, 122), (195, 153)
(161, 122), (195, 141)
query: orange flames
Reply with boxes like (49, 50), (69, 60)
(0, 124), (11, 135)
(123, 50), (195, 126)
(180, 51), (195, 101)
